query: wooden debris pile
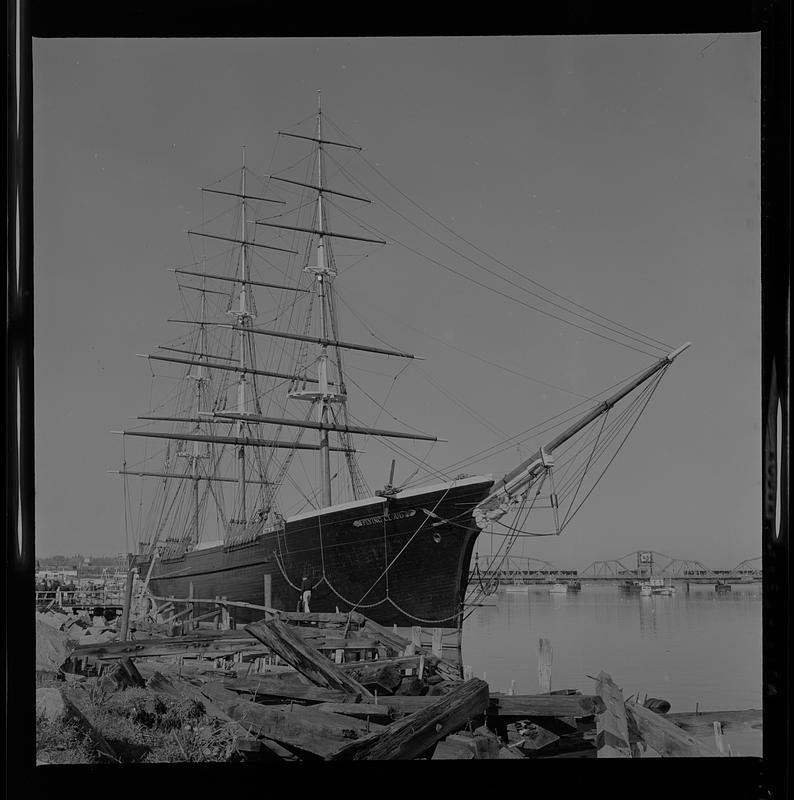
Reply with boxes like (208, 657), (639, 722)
(51, 609), (752, 760)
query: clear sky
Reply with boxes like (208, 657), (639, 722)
(33, 35), (760, 570)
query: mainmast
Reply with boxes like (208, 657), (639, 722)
(236, 148), (249, 523)
(192, 263), (207, 541)
(286, 93), (347, 508)
(316, 101), (333, 506)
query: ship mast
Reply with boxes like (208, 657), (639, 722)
(192, 263), (207, 541)
(237, 148), (250, 523)
(316, 99), (333, 506)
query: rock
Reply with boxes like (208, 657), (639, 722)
(36, 687), (117, 760)
(35, 611), (71, 631)
(36, 620), (78, 672)
(36, 687), (78, 723)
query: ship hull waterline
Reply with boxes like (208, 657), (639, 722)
(134, 477), (494, 628)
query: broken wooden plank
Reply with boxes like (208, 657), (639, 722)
(489, 693), (601, 718)
(338, 654), (423, 673)
(594, 671), (632, 758)
(119, 657), (146, 688)
(666, 709), (761, 735)
(72, 636), (265, 660)
(219, 676), (350, 705)
(198, 682), (384, 759)
(313, 637), (381, 651)
(329, 678), (490, 761)
(513, 721), (560, 751)
(432, 739), (475, 759)
(350, 614), (410, 653)
(312, 702), (395, 725)
(244, 618), (374, 699)
(445, 730), (500, 759)
(625, 700), (726, 757)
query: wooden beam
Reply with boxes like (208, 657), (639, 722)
(665, 708), (761, 735)
(489, 693), (601, 718)
(244, 618), (374, 699)
(73, 635), (264, 660)
(313, 703), (395, 725)
(594, 671), (632, 758)
(329, 678), (490, 760)
(625, 700), (726, 757)
(538, 637), (553, 693)
(219, 676), (350, 705)
(198, 682), (384, 759)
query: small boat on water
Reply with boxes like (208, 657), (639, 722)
(653, 579), (676, 595)
(503, 584), (530, 593)
(715, 582), (732, 593)
(549, 583), (568, 594)
(566, 580), (582, 592)
(640, 577), (676, 596)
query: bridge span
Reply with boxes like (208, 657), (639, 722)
(469, 551), (761, 586)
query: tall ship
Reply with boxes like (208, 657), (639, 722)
(117, 100), (689, 629)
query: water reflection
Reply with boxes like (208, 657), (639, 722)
(638, 594), (657, 637)
(462, 581), (762, 727)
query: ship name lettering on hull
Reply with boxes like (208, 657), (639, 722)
(353, 509), (417, 528)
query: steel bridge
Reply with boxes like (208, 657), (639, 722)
(469, 552), (761, 585)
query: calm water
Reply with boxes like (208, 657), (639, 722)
(461, 582), (762, 754)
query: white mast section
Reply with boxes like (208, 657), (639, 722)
(287, 95), (358, 506)
(316, 95), (333, 507)
(237, 148), (249, 524)
(192, 264), (206, 541)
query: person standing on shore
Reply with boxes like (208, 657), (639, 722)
(300, 576), (312, 613)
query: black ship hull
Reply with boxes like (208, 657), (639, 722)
(135, 476), (493, 628)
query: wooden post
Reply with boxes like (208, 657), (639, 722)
(594, 671), (632, 758)
(188, 582), (194, 630)
(263, 574), (272, 611)
(118, 563), (136, 642)
(713, 721), (731, 755)
(214, 596), (220, 630)
(538, 637), (553, 693)
(220, 597), (230, 630)
(431, 628), (443, 659)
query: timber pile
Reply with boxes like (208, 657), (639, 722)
(46, 609), (755, 759)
